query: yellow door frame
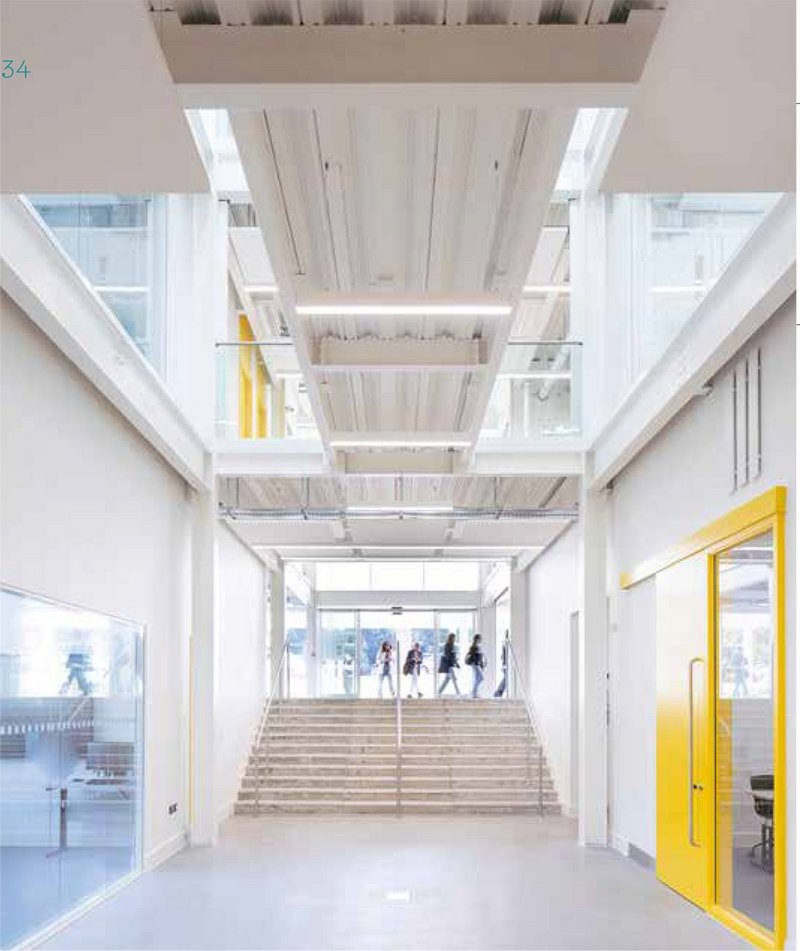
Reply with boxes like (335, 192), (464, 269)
(622, 486), (787, 950)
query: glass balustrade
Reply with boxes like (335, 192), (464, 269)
(480, 341), (582, 440)
(26, 195), (167, 373)
(215, 342), (319, 441)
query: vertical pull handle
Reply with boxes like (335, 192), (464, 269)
(688, 656), (703, 847)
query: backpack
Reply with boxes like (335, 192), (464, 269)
(465, 646), (476, 666)
(403, 651), (415, 676)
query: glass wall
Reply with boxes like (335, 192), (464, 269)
(0, 587), (143, 948)
(27, 195), (167, 373)
(715, 530), (776, 935)
(312, 609), (480, 700)
(315, 562), (480, 592)
(285, 589), (309, 699)
(610, 193), (780, 383)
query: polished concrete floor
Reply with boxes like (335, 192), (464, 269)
(41, 815), (747, 951)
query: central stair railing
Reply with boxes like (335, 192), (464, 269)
(506, 637), (546, 816)
(253, 637), (291, 813)
(395, 649), (403, 814)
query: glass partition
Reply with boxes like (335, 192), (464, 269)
(285, 590), (309, 699)
(715, 530), (776, 936)
(611, 194), (781, 382)
(481, 341), (582, 440)
(215, 342), (319, 441)
(0, 587), (143, 949)
(319, 611), (358, 697)
(27, 195), (167, 373)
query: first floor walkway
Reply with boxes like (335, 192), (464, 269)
(41, 815), (746, 950)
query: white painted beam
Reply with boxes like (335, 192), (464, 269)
(590, 194), (796, 489)
(215, 439), (327, 476)
(158, 15), (662, 108)
(0, 196), (211, 490)
(472, 441), (584, 475)
(330, 431), (472, 448)
(314, 336), (485, 369)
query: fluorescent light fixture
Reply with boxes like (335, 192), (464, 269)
(330, 438), (472, 449)
(650, 285), (709, 294)
(345, 504), (454, 514)
(497, 371), (571, 381)
(243, 284), (279, 295)
(522, 285), (571, 294)
(296, 303), (512, 317)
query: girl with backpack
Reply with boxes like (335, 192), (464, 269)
(376, 641), (395, 698)
(437, 632), (461, 696)
(465, 633), (486, 698)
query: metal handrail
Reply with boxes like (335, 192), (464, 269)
(395, 650), (402, 815)
(254, 638), (291, 812)
(505, 637), (546, 816)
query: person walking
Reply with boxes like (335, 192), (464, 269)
(403, 642), (425, 698)
(376, 641), (395, 698)
(437, 632), (461, 696)
(494, 632), (509, 698)
(465, 633), (486, 698)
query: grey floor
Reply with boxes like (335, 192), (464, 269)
(41, 815), (748, 951)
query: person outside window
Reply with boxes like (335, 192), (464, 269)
(376, 641), (395, 698)
(403, 642), (425, 698)
(465, 633), (486, 698)
(437, 632), (461, 696)
(494, 632), (510, 698)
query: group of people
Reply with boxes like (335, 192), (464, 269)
(375, 633), (508, 700)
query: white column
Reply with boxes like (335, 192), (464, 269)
(270, 565), (286, 697)
(190, 484), (217, 846)
(578, 475), (609, 846)
(510, 568), (528, 698)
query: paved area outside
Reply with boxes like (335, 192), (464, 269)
(40, 815), (748, 950)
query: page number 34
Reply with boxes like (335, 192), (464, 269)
(2, 60), (30, 78)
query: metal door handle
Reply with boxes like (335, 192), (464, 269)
(688, 657), (703, 847)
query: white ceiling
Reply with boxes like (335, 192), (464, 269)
(0, 0), (208, 194)
(603, 0), (795, 192)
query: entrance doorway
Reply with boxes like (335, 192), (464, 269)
(316, 609), (477, 699)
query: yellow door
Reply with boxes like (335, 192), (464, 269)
(656, 554), (712, 908)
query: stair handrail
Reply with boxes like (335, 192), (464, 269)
(253, 637), (291, 812)
(505, 637), (546, 816)
(395, 648), (402, 814)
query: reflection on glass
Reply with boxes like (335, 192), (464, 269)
(215, 343), (320, 441)
(285, 590), (309, 699)
(319, 612), (357, 698)
(481, 342), (582, 440)
(27, 196), (167, 372)
(0, 587), (143, 948)
(715, 531), (775, 934)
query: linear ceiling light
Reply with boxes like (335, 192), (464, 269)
(296, 303), (512, 317)
(522, 285), (571, 294)
(243, 284), (279, 295)
(497, 371), (571, 381)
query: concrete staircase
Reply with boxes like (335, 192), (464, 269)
(236, 698), (560, 815)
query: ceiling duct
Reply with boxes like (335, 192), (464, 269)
(219, 505), (578, 521)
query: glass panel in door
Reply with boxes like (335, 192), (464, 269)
(318, 612), (358, 697)
(358, 613), (397, 699)
(393, 612), (436, 699)
(715, 530), (775, 935)
(435, 611), (475, 697)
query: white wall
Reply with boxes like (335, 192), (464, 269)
(0, 292), (192, 865)
(526, 523), (580, 812)
(607, 298), (795, 940)
(214, 524), (267, 819)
